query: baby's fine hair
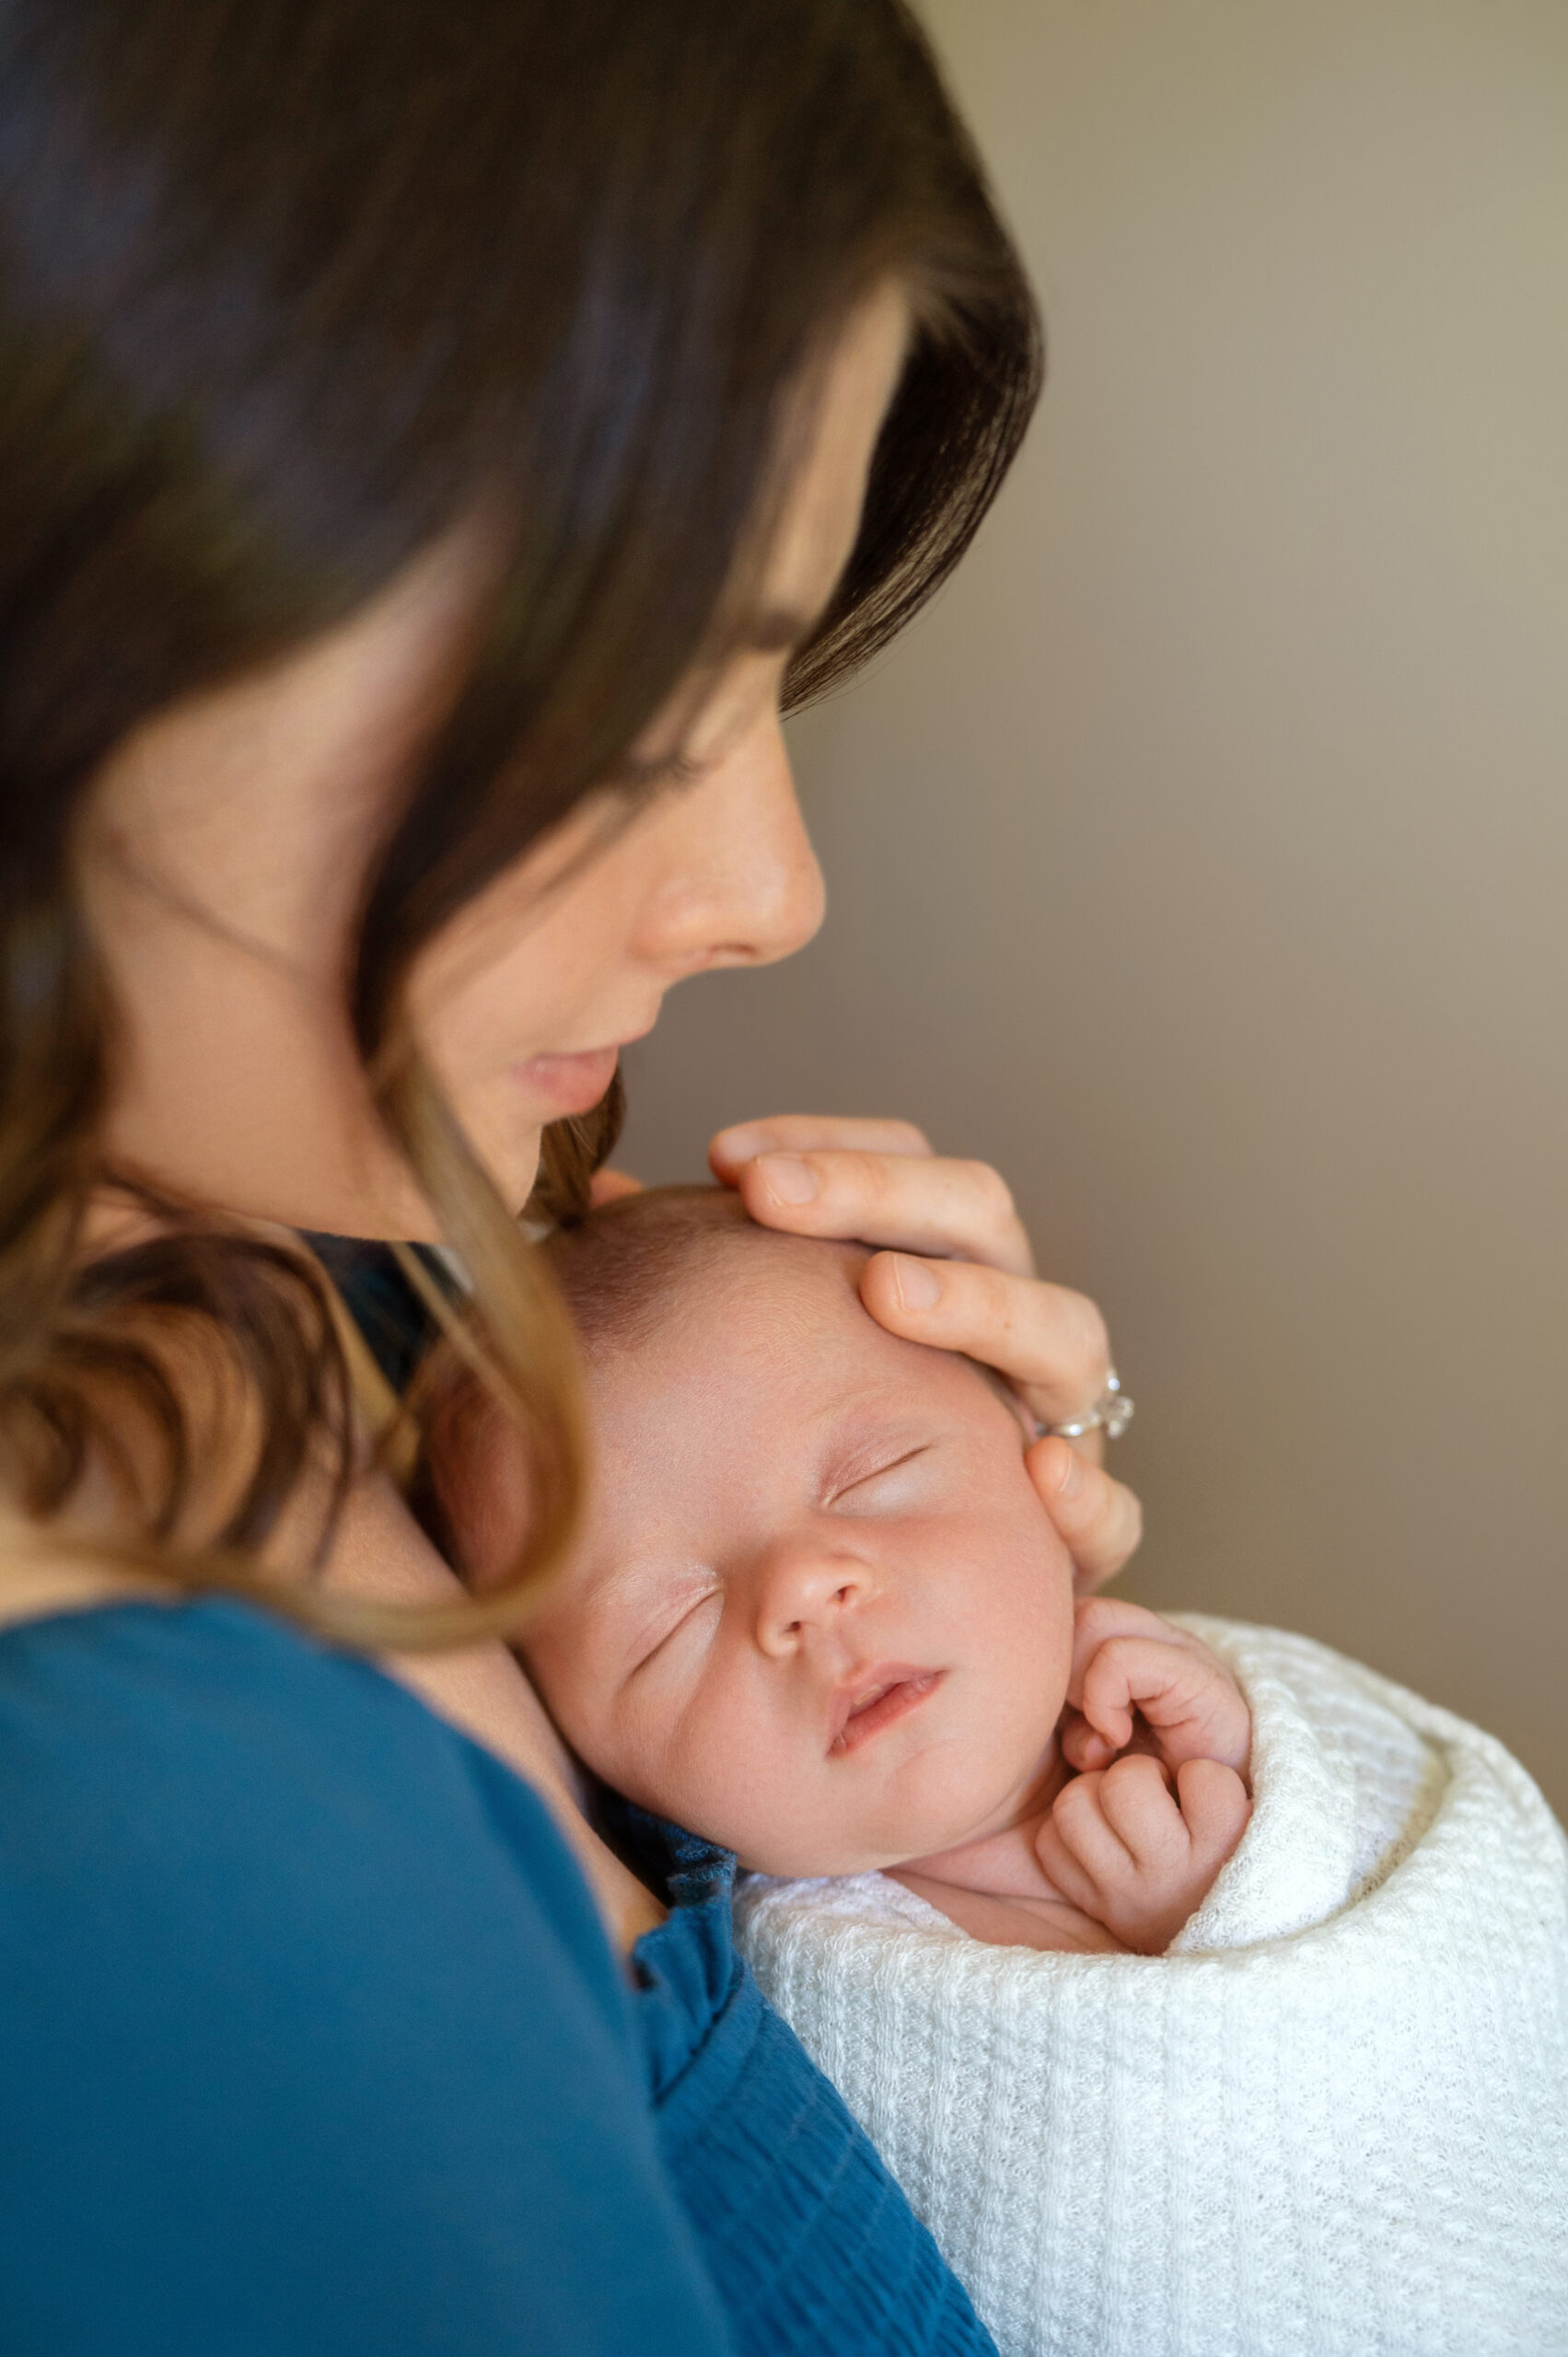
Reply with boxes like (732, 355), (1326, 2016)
(544, 1185), (802, 1356)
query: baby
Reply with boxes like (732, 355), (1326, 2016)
(443, 1184), (1254, 1956)
(436, 1185), (1568, 2357)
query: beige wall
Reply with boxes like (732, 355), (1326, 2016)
(621, 0), (1568, 1814)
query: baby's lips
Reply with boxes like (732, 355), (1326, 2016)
(828, 1665), (944, 1755)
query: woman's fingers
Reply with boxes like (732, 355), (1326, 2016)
(1029, 1440), (1143, 1594)
(709, 1114), (934, 1178)
(724, 1145), (1034, 1277)
(711, 1118), (1137, 1577)
(861, 1251), (1109, 1422)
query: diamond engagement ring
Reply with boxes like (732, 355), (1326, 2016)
(1039, 1372), (1134, 1444)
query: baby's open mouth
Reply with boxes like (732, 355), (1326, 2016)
(830, 1667), (944, 1756)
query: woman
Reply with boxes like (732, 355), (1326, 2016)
(0, 3), (1141, 2349)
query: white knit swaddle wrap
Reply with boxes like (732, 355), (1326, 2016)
(734, 1618), (1568, 2357)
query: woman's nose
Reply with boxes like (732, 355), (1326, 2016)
(632, 706), (825, 978)
(754, 1546), (874, 1658)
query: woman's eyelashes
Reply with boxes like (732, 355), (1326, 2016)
(614, 652), (789, 798)
(613, 746), (712, 798)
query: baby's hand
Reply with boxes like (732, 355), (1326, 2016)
(1057, 1598), (1251, 1780)
(1035, 1752), (1251, 1954)
(1040, 1600), (1252, 1952)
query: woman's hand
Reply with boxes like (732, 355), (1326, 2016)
(706, 1114), (1143, 1596)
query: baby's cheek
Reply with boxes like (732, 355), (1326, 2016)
(966, 1512), (1075, 1664)
(667, 1689), (828, 1866)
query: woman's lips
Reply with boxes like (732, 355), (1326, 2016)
(514, 1045), (621, 1116)
(830, 1667), (944, 1756)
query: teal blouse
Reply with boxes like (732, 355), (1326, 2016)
(0, 1594), (997, 2355)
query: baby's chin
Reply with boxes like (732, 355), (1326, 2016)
(737, 1829), (991, 1882)
(736, 1791), (1040, 1883)
(732, 1813), (960, 1881)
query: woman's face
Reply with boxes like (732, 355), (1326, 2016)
(80, 285), (910, 1238)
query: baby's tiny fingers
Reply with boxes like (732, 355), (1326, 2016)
(1174, 1759), (1252, 1866)
(1050, 1768), (1138, 1884)
(1078, 1637), (1186, 1741)
(1059, 1711), (1119, 1773)
(1031, 1812), (1105, 1920)
(1069, 1631), (1191, 1753)
(1072, 1596), (1188, 1655)
(1064, 1596), (1177, 1712)
(1096, 1753), (1190, 1868)
(1077, 1635), (1250, 1775)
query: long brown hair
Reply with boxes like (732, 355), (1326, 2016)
(0, 0), (1040, 1645)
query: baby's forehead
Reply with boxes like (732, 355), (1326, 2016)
(580, 1224), (1014, 1435)
(598, 1225), (880, 1375)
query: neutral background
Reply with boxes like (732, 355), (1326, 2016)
(621, 0), (1568, 1814)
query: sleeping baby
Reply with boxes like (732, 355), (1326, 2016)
(470, 1184), (1252, 1956)
(436, 1185), (1568, 2357)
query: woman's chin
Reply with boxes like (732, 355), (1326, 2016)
(438, 1114), (545, 1225)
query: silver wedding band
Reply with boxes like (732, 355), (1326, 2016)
(1040, 1371), (1134, 1444)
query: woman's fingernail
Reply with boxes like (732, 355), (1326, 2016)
(714, 1125), (767, 1163)
(889, 1253), (941, 1311)
(1053, 1441), (1084, 1498)
(756, 1153), (819, 1205)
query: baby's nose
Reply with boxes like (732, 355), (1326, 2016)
(755, 1549), (873, 1655)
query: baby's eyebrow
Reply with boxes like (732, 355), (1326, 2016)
(808, 1389), (934, 1488)
(805, 1377), (919, 1436)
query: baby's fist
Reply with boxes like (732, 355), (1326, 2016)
(1061, 1599), (1252, 1780)
(1036, 1752), (1251, 1955)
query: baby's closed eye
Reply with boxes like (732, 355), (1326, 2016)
(824, 1440), (937, 1513)
(627, 1579), (724, 1673)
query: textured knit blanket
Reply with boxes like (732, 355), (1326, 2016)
(734, 1617), (1568, 2357)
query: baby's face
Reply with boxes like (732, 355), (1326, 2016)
(524, 1237), (1075, 1877)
